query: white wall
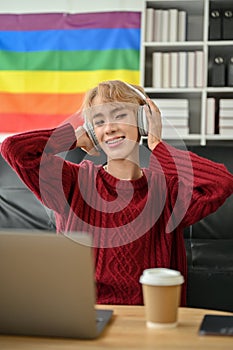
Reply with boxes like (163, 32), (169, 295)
(0, 0), (143, 13)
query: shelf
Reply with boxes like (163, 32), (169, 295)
(208, 41), (233, 46)
(143, 41), (204, 47)
(140, 0), (233, 145)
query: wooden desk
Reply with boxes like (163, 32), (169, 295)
(0, 305), (232, 350)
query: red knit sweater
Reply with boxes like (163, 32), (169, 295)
(1, 123), (233, 306)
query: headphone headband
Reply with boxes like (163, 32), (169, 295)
(123, 82), (147, 102)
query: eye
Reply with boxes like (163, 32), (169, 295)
(93, 119), (105, 127)
(115, 113), (127, 120)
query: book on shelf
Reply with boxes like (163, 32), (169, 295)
(161, 10), (169, 42)
(178, 11), (187, 41)
(152, 52), (162, 88)
(155, 98), (189, 119)
(219, 127), (233, 136)
(153, 98), (189, 109)
(145, 8), (154, 41)
(195, 51), (204, 87)
(162, 117), (189, 127)
(170, 52), (178, 88)
(178, 52), (187, 88)
(162, 125), (189, 138)
(160, 108), (189, 118)
(187, 52), (195, 88)
(219, 110), (233, 118)
(206, 98), (215, 135)
(162, 52), (170, 88)
(168, 9), (178, 42)
(154, 9), (162, 42)
(219, 118), (233, 127)
(219, 99), (233, 109)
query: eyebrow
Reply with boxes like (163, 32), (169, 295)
(92, 106), (125, 120)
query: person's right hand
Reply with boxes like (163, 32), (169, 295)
(75, 126), (100, 156)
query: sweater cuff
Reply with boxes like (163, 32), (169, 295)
(149, 141), (183, 177)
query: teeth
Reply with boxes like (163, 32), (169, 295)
(106, 137), (124, 144)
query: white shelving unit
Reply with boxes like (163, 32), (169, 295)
(140, 0), (233, 145)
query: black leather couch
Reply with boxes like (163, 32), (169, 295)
(0, 145), (232, 312)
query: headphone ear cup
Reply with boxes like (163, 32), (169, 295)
(83, 122), (99, 151)
(137, 106), (148, 136)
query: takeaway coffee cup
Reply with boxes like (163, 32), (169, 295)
(139, 268), (184, 328)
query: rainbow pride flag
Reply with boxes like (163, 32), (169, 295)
(0, 11), (141, 133)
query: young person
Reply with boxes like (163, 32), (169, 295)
(1, 80), (233, 306)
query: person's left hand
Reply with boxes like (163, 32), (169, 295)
(144, 99), (162, 151)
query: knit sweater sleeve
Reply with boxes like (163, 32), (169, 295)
(149, 142), (233, 231)
(0, 123), (78, 213)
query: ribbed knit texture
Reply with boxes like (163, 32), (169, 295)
(1, 123), (233, 306)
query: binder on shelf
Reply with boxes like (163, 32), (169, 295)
(222, 10), (233, 40)
(145, 8), (154, 42)
(152, 52), (162, 88)
(206, 98), (216, 135)
(209, 56), (225, 87)
(209, 9), (221, 40)
(178, 11), (187, 41)
(227, 57), (233, 86)
(178, 52), (187, 88)
(168, 9), (178, 42)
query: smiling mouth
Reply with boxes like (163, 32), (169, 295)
(105, 137), (125, 146)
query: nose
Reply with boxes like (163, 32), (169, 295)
(103, 120), (118, 134)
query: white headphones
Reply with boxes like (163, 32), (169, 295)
(83, 82), (149, 150)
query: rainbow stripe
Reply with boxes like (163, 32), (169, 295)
(0, 12), (141, 132)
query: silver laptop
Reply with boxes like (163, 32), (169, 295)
(0, 230), (113, 339)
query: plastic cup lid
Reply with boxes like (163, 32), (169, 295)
(139, 268), (184, 286)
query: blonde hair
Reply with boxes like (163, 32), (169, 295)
(82, 80), (147, 110)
